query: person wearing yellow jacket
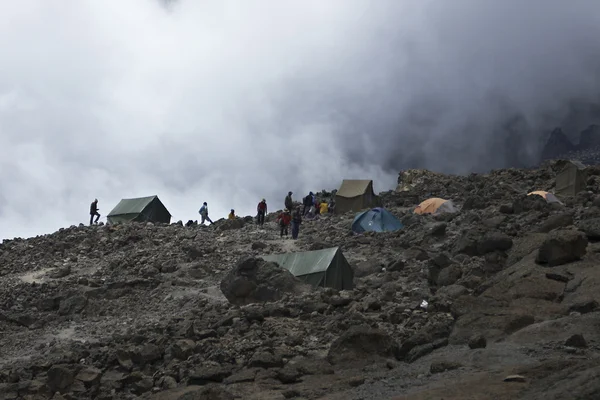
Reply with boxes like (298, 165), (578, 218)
(319, 201), (328, 214)
(228, 209), (236, 220)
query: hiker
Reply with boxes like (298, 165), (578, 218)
(199, 202), (214, 225)
(89, 199), (100, 225)
(291, 206), (302, 239)
(328, 198), (336, 214)
(257, 199), (267, 226)
(285, 191), (293, 211)
(319, 200), (329, 214)
(302, 192), (313, 215)
(228, 209), (235, 220)
(276, 209), (292, 237)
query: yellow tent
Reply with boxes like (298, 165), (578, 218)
(335, 179), (381, 214)
(527, 191), (563, 204)
(414, 198), (456, 215)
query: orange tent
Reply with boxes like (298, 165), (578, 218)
(527, 191), (563, 204)
(414, 198), (456, 215)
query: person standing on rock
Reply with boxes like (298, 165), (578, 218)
(303, 192), (313, 216)
(89, 199), (100, 225)
(285, 191), (294, 211)
(228, 209), (236, 220)
(291, 206), (302, 239)
(199, 202), (214, 225)
(256, 199), (267, 226)
(276, 209), (292, 237)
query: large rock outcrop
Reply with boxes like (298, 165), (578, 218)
(220, 257), (309, 306)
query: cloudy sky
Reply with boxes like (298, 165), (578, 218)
(2, 0), (600, 240)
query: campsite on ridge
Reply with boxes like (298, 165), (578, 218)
(2, 160), (600, 399)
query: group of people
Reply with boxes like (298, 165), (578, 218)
(196, 191), (336, 240)
(87, 192), (334, 242)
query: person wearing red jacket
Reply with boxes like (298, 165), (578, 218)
(256, 199), (267, 226)
(276, 209), (292, 237)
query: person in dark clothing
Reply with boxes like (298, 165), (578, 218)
(291, 206), (302, 239)
(302, 192), (313, 216)
(257, 199), (267, 226)
(276, 209), (292, 237)
(89, 199), (100, 225)
(285, 191), (293, 211)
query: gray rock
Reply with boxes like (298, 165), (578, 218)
(430, 360), (462, 374)
(188, 365), (234, 384)
(220, 257), (309, 306)
(47, 365), (74, 392)
(171, 339), (196, 360)
(477, 232), (513, 254)
(427, 222), (447, 236)
(58, 295), (87, 315)
(536, 230), (588, 266)
(247, 352), (284, 369)
(468, 334), (487, 349)
(251, 242), (268, 250)
(577, 218), (600, 239)
(538, 213), (573, 233)
(565, 334), (587, 348)
(75, 367), (102, 388)
(327, 325), (400, 366)
(436, 265), (462, 287)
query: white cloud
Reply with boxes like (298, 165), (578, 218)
(1, 0), (600, 239)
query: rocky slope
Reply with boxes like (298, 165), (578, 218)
(2, 161), (600, 399)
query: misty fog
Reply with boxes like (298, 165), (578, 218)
(1, 0), (600, 239)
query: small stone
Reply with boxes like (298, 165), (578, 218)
(468, 334), (487, 349)
(503, 374), (526, 383)
(47, 365), (74, 392)
(430, 360), (462, 374)
(565, 334), (587, 348)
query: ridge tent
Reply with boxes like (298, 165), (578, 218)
(335, 179), (381, 214)
(261, 247), (353, 290)
(527, 191), (563, 205)
(555, 160), (587, 197)
(107, 195), (171, 224)
(352, 207), (404, 234)
(414, 198), (457, 215)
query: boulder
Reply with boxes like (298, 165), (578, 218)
(354, 259), (383, 277)
(468, 334), (487, 349)
(565, 334), (587, 348)
(536, 230), (588, 267)
(538, 213), (573, 233)
(247, 352), (284, 369)
(216, 219), (244, 231)
(220, 258), (310, 306)
(47, 365), (75, 392)
(477, 232), (513, 255)
(58, 295), (87, 315)
(75, 367), (102, 388)
(577, 218), (600, 240)
(327, 325), (400, 366)
(436, 265), (462, 287)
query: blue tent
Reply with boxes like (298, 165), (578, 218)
(351, 207), (404, 234)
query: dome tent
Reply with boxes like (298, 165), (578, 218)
(414, 198), (457, 215)
(352, 208), (404, 234)
(527, 191), (563, 205)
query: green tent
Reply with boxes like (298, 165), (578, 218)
(261, 247), (354, 290)
(107, 195), (171, 224)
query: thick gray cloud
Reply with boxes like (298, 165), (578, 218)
(1, 0), (600, 240)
